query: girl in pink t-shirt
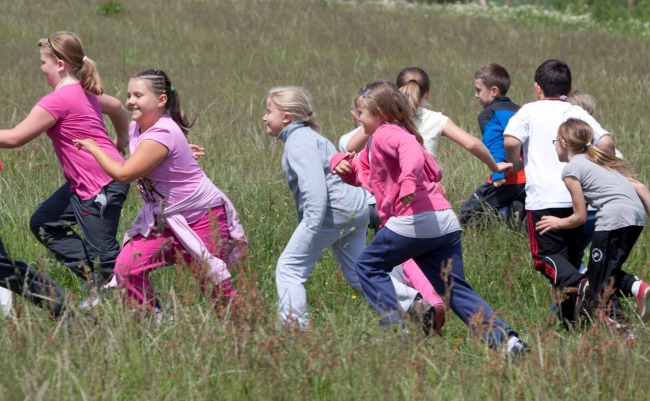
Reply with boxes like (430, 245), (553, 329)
(74, 69), (245, 315)
(0, 31), (130, 307)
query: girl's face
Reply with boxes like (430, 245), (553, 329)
(40, 49), (61, 89)
(554, 136), (569, 163)
(355, 102), (382, 135)
(126, 78), (166, 131)
(262, 98), (290, 137)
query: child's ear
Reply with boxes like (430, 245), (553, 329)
(157, 94), (168, 108)
(490, 86), (500, 99)
(282, 112), (292, 124)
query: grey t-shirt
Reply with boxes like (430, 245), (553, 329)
(562, 153), (645, 231)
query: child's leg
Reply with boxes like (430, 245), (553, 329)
(458, 183), (494, 226)
(29, 183), (88, 279)
(69, 181), (129, 283)
(402, 259), (444, 306)
(330, 224), (367, 292)
(276, 223), (343, 327)
(527, 209), (586, 323)
(115, 233), (176, 310)
(388, 265), (419, 313)
(182, 206), (239, 309)
(587, 226), (643, 320)
(0, 236), (66, 318)
(412, 231), (516, 348)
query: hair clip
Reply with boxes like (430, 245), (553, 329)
(47, 36), (64, 60)
(306, 111), (313, 117)
(361, 89), (371, 98)
(408, 79), (418, 84)
(170, 86), (174, 92)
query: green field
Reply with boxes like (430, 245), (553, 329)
(0, 1), (649, 400)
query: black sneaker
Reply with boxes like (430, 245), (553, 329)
(407, 295), (445, 336)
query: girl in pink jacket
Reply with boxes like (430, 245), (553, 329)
(331, 81), (527, 355)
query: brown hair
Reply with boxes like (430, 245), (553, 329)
(38, 31), (103, 95)
(474, 63), (511, 96)
(356, 80), (423, 145)
(558, 118), (633, 178)
(395, 67), (430, 114)
(132, 69), (195, 136)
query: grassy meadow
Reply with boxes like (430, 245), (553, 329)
(0, 0), (650, 400)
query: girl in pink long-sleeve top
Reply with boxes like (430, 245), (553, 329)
(331, 80), (527, 355)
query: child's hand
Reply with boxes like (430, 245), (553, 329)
(73, 138), (99, 152)
(494, 161), (513, 174)
(332, 152), (356, 175)
(492, 178), (506, 188)
(400, 193), (415, 206)
(536, 215), (561, 235)
(189, 144), (206, 159)
(114, 135), (129, 154)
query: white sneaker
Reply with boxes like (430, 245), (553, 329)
(0, 288), (14, 317)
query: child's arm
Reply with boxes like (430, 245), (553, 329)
(73, 138), (168, 184)
(98, 94), (130, 154)
(630, 178), (650, 217)
(536, 176), (587, 234)
(0, 106), (56, 148)
(442, 119), (511, 173)
(503, 135), (525, 172)
(344, 126), (370, 153)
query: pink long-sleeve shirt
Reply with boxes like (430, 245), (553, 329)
(330, 123), (451, 225)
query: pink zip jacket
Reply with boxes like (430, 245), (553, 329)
(330, 123), (451, 225)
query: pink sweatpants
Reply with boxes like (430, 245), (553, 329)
(115, 206), (237, 310)
(402, 258), (444, 307)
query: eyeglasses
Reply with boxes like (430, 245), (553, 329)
(552, 139), (559, 145)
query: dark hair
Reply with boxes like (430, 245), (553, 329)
(395, 67), (430, 114)
(557, 118), (633, 178)
(132, 69), (194, 136)
(356, 80), (423, 145)
(475, 63), (511, 96)
(38, 31), (103, 95)
(534, 59), (571, 98)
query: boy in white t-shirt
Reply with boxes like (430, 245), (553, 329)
(503, 59), (615, 326)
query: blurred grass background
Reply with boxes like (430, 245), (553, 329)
(0, 1), (649, 400)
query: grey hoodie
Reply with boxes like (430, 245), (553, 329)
(278, 122), (368, 229)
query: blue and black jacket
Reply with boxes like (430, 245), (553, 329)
(478, 96), (520, 182)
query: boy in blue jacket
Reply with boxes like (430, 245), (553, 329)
(459, 63), (526, 227)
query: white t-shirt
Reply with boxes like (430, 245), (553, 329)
(504, 100), (610, 210)
(415, 108), (449, 158)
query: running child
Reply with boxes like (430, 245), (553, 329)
(332, 80), (527, 355)
(536, 118), (650, 331)
(459, 63), (526, 227)
(0, 32), (130, 306)
(263, 86), (369, 328)
(74, 69), (245, 313)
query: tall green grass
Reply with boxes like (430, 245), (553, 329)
(0, 1), (649, 399)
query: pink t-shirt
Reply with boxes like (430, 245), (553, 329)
(130, 115), (206, 223)
(37, 83), (123, 200)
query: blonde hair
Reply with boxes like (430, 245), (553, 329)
(558, 118), (633, 178)
(38, 31), (103, 95)
(356, 80), (423, 145)
(567, 90), (596, 116)
(395, 67), (429, 114)
(267, 86), (320, 131)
